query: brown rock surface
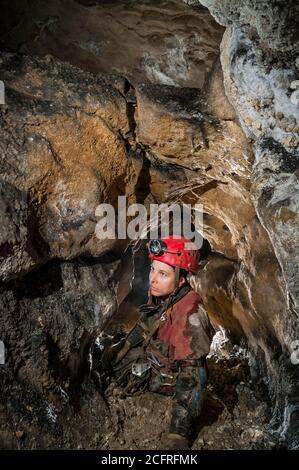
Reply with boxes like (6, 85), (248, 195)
(0, 0), (298, 451)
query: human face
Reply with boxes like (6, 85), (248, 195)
(149, 259), (185, 297)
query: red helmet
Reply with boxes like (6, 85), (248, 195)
(147, 236), (199, 273)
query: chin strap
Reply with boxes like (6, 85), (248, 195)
(174, 266), (181, 287)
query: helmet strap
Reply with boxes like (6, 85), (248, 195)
(174, 266), (181, 287)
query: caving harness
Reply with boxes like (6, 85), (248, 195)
(97, 283), (192, 396)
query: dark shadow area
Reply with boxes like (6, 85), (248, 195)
(12, 259), (63, 300)
(190, 353), (250, 445)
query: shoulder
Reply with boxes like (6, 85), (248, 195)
(175, 290), (210, 324)
(176, 289), (204, 311)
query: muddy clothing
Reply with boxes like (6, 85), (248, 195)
(110, 282), (214, 440)
(143, 283), (213, 437)
(147, 287), (213, 363)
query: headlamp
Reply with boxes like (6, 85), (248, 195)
(148, 239), (166, 256)
(148, 239), (182, 256)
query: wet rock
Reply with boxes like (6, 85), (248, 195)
(186, 0), (299, 53)
(220, 28), (298, 151)
(194, 0), (299, 447)
(0, 0), (223, 88)
(0, 257), (118, 396)
(0, 53), (142, 280)
(0, 367), (109, 449)
(0, 0), (298, 451)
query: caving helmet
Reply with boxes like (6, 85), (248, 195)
(147, 236), (199, 275)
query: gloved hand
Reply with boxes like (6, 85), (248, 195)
(162, 432), (189, 450)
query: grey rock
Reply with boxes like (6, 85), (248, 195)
(186, 0), (299, 53)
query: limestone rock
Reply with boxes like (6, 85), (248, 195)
(0, 53), (139, 280)
(185, 0), (299, 52)
(0, 0), (224, 88)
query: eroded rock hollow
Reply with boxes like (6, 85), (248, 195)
(0, 0), (298, 450)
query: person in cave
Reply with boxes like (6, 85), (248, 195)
(95, 236), (214, 450)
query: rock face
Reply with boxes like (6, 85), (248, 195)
(186, 0), (299, 53)
(0, 53), (142, 280)
(0, 51), (198, 440)
(183, 0), (299, 449)
(0, 258), (118, 394)
(0, 0), (298, 450)
(221, 28), (299, 317)
(0, 0), (224, 88)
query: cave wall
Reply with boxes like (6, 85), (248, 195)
(0, 0), (298, 448)
(0, 0), (224, 88)
(186, 0), (299, 447)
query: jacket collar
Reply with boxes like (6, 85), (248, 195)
(138, 282), (191, 318)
